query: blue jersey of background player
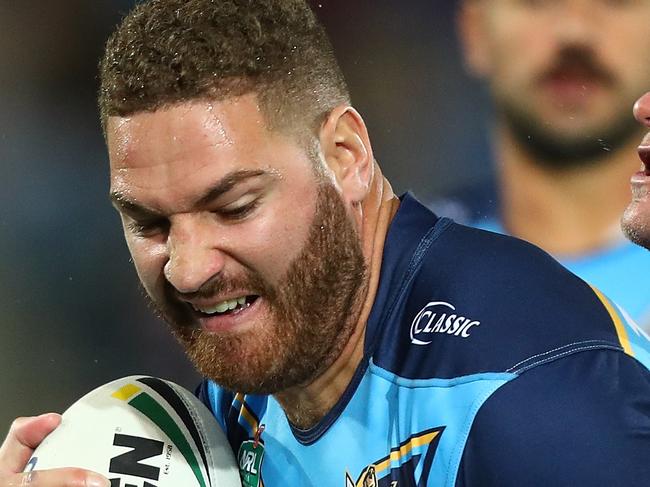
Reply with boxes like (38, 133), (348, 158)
(200, 194), (650, 486)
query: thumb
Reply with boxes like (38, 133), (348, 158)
(0, 413), (61, 475)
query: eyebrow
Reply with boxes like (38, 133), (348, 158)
(110, 169), (269, 216)
(195, 169), (268, 206)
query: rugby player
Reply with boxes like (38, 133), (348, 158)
(1, 1), (649, 485)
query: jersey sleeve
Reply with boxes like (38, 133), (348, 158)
(456, 349), (650, 487)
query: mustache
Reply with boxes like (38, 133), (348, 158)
(539, 46), (616, 87)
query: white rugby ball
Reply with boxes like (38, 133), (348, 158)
(26, 375), (241, 487)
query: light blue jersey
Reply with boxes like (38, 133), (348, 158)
(199, 195), (650, 486)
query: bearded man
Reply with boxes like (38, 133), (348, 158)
(1, 1), (649, 486)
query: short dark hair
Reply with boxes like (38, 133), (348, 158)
(98, 0), (350, 138)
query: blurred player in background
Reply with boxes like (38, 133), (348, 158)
(1, 1), (650, 486)
(451, 0), (650, 327)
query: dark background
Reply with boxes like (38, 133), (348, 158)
(0, 1), (492, 428)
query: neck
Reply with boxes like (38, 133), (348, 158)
(274, 162), (400, 428)
(497, 125), (639, 256)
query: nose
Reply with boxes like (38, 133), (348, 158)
(163, 214), (226, 294)
(553, 1), (596, 46)
(633, 92), (650, 128)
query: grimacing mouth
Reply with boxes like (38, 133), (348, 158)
(190, 295), (260, 317)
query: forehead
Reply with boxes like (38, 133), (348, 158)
(107, 95), (270, 171)
(106, 95), (311, 205)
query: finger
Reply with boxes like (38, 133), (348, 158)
(4, 467), (110, 487)
(0, 414), (61, 475)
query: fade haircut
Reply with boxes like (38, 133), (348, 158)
(98, 0), (350, 140)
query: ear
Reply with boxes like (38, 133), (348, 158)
(457, 0), (491, 77)
(318, 105), (374, 205)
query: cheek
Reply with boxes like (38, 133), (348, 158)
(230, 190), (317, 279)
(497, 32), (547, 73)
(125, 235), (168, 297)
(600, 22), (650, 86)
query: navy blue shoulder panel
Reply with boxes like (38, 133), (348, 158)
(456, 348), (650, 486)
(370, 195), (623, 379)
(364, 193), (445, 355)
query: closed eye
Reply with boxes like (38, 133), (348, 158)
(126, 217), (169, 237)
(218, 199), (261, 221)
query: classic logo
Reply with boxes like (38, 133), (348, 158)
(238, 440), (265, 487)
(410, 301), (480, 345)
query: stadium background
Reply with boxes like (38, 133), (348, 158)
(0, 1), (492, 427)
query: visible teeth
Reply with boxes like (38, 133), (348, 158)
(193, 297), (248, 315)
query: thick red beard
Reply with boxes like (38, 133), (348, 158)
(156, 183), (367, 394)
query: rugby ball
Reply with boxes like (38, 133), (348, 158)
(26, 375), (241, 487)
